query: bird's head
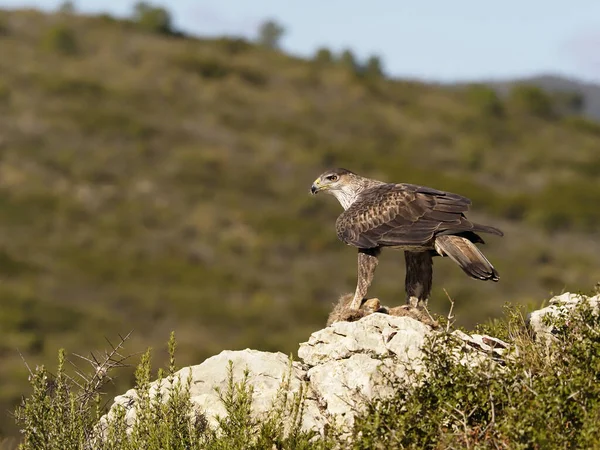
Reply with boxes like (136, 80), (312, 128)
(310, 168), (356, 195)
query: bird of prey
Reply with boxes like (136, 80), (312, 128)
(310, 168), (503, 311)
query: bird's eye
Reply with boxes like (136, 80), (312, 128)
(326, 175), (338, 182)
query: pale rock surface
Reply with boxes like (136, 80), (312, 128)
(100, 349), (319, 432)
(528, 292), (600, 343)
(298, 314), (432, 430)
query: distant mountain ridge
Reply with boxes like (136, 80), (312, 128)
(486, 75), (600, 120)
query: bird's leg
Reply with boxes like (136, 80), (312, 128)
(404, 251), (433, 308)
(349, 247), (381, 310)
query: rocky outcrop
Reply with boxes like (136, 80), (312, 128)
(101, 292), (600, 437)
(101, 308), (515, 437)
(299, 314), (432, 431)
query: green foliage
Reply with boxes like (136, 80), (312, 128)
(41, 24), (78, 55)
(353, 302), (600, 449)
(553, 90), (585, 115)
(16, 349), (99, 449)
(58, 1), (76, 14)
(466, 84), (504, 117)
(15, 306), (600, 448)
(173, 54), (230, 79)
(132, 1), (173, 35)
(216, 37), (251, 55)
(0, 80), (10, 103)
(0, 15), (7, 37)
(563, 115), (600, 135)
(363, 55), (385, 79)
(508, 84), (556, 118)
(526, 181), (600, 232)
(313, 47), (333, 65)
(16, 334), (329, 449)
(339, 48), (358, 72)
(257, 19), (285, 50)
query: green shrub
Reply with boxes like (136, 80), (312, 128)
(353, 302), (600, 449)
(363, 55), (384, 79)
(173, 54), (230, 79)
(257, 20), (285, 50)
(15, 333), (330, 449)
(508, 84), (556, 118)
(466, 84), (504, 117)
(0, 80), (9, 103)
(41, 25), (78, 55)
(0, 15), (8, 37)
(553, 90), (585, 116)
(216, 37), (251, 55)
(313, 47), (333, 65)
(526, 181), (600, 232)
(339, 49), (358, 72)
(58, 1), (76, 14)
(563, 116), (600, 136)
(132, 1), (173, 35)
(14, 302), (600, 448)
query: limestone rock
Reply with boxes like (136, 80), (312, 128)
(528, 292), (600, 343)
(100, 349), (322, 433)
(299, 314), (432, 430)
(101, 310), (514, 437)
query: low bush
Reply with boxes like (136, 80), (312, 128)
(15, 333), (329, 450)
(14, 301), (600, 449)
(41, 25), (78, 56)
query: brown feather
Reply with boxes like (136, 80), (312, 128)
(336, 183), (500, 250)
(434, 235), (499, 281)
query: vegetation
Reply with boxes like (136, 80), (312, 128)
(257, 19), (285, 50)
(0, 5), (599, 440)
(16, 333), (328, 450)
(14, 300), (600, 448)
(363, 55), (385, 78)
(354, 301), (600, 449)
(132, 2), (174, 35)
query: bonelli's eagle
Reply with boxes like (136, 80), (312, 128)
(310, 168), (503, 311)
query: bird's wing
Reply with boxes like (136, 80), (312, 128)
(335, 183), (498, 249)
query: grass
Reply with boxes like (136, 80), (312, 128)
(0, 5), (599, 438)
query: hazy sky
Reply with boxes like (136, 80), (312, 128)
(2, 0), (599, 83)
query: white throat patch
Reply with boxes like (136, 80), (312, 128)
(331, 185), (362, 210)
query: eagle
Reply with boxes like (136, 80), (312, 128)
(310, 168), (503, 311)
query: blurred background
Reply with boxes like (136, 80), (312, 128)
(0, 0), (599, 438)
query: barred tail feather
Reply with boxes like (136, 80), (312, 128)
(434, 235), (499, 281)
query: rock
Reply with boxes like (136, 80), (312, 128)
(528, 292), (600, 343)
(299, 314), (432, 430)
(99, 349), (322, 433)
(100, 311), (511, 438)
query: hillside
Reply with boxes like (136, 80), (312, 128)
(1, 7), (600, 438)
(483, 74), (600, 120)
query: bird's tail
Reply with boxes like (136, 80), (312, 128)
(434, 235), (499, 281)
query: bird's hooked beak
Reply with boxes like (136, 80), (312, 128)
(310, 178), (322, 195)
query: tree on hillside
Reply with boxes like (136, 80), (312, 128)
(132, 1), (173, 35)
(364, 55), (384, 78)
(58, 1), (76, 14)
(339, 49), (358, 72)
(314, 47), (333, 65)
(554, 91), (586, 116)
(257, 19), (285, 50)
(509, 85), (556, 118)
